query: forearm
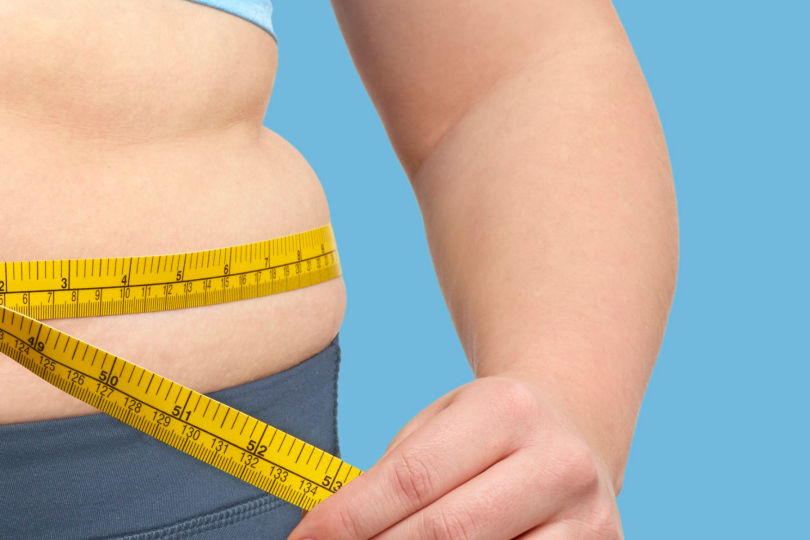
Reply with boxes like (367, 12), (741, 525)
(409, 32), (678, 490)
(289, 5), (675, 538)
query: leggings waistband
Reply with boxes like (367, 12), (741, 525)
(0, 334), (341, 540)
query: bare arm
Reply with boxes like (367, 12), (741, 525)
(291, 1), (677, 538)
(333, 0), (676, 487)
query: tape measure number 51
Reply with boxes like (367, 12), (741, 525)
(0, 224), (362, 511)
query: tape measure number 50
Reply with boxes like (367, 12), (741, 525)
(0, 224), (362, 511)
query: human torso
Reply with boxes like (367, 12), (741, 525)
(0, 0), (346, 423)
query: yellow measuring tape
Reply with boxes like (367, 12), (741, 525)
(0, 224), (361, 511)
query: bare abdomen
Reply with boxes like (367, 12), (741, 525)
(0, 0), (346, 423)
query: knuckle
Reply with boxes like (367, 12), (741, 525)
(425, 509), (473, 540)
(561, 499), (621, 540)
(586, 500), (622, 539)
(552, 439), (601, 494)
(390, 451), (436, 508)
(485, 378), (542, 422)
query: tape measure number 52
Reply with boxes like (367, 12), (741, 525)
(0, 224), (362, 511)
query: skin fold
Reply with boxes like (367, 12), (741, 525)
(0, 0), (346, 424)
(0, 1), (676, 537)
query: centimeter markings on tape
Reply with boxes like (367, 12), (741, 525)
(0, 225), (340, 320)
(0, 225), (363, 510)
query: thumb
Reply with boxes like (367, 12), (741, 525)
(381, 387), (460, 458)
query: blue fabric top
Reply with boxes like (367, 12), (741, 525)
(186, 0), (275, 41)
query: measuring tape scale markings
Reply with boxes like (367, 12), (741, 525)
(0, 224), (362, 510)
(0, 225), (340, 320)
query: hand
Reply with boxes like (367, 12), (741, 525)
(287, 376), (623, 540)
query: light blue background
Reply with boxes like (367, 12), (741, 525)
(264, 2), (809, 537)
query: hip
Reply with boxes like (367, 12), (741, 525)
(0, 126), (347, 424)
(0, 334), (342, 539)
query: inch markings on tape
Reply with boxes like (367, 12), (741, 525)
(0, 224), (362, 510)
(0, 225), (340, 320)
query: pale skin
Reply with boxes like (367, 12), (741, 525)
(289, 1), (678, 539)
(0, 0), (676, 536)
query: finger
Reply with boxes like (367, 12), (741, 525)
(288, 390), (531, 540)
(511, 493), (623, 540)
(373, 450), (559, 540)
(512, 518), (622, 540)
(511, 524), (562, 540)
(381, 387), (460, 458)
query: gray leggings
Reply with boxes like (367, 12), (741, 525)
(0, 335), (342, 540)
